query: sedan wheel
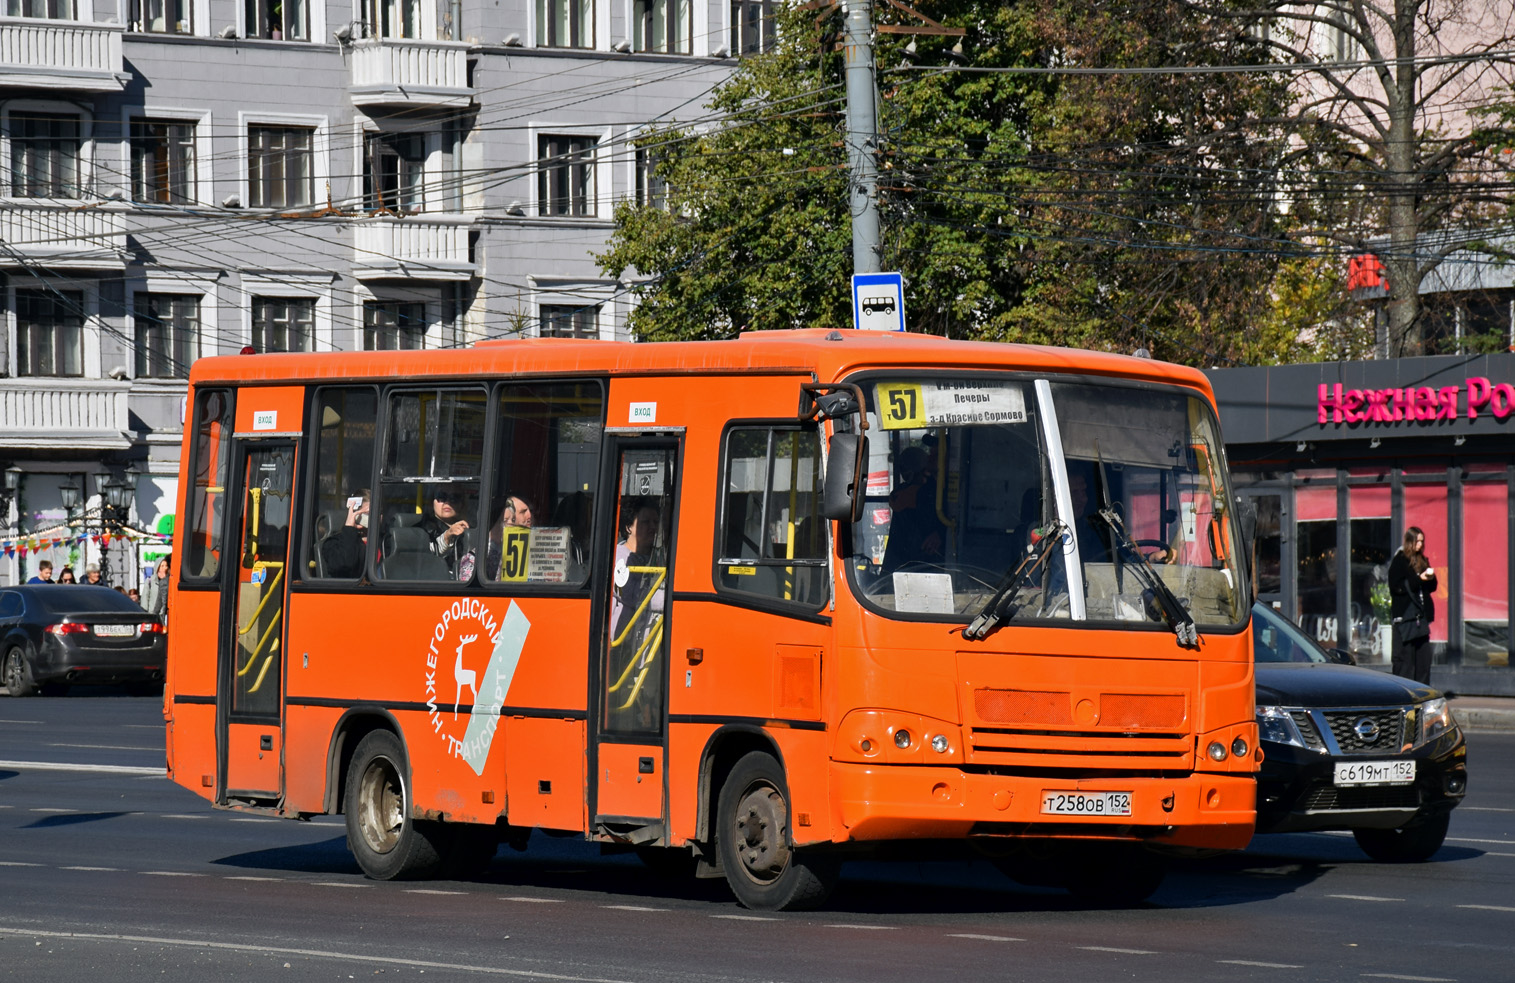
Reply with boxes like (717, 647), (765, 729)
(4, 649), (37, 698)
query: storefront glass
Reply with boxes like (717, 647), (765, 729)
(1463, 478), (1509, 667)
(1295, 482), (1338, 648)
(1348, 484), (1392, 665)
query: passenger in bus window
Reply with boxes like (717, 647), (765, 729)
(611, 502), (665, 644)
(320, 490), (371, 578)
(469, 494), (533, 582)
(551, 490), (592, 582)
(420, 488), (471, 573)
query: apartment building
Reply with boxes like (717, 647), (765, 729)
(0, 0), (755, 586)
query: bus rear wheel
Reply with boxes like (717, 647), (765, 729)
(716, 751), (838, 911)
(345, 730), (447, 880)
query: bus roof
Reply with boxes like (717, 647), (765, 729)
(187, 329), (1217, 401)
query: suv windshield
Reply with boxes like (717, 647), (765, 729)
(848, 374), (1247, 632)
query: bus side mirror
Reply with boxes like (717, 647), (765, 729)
(822, 432), (867, 522)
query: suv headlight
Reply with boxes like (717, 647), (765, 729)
(1256, 705), (1307, 748)
(1417, 697), (1455, 746)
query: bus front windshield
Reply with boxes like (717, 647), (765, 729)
(850, 375), (1247, 633)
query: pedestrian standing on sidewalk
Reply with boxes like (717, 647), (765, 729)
(1389, 526), (1438, 685)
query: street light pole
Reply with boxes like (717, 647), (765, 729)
(842, 0), (882, 276)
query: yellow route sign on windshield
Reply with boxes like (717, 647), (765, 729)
(876, 381), (1027, 430)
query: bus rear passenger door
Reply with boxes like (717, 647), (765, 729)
(218, 440), (295, 805)
(593, 440), (679, 838)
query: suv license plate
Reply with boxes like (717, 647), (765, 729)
(1334, 760), (1416, 786)
(1040, 791), (1132, 817)
(93, 624), (135, 637)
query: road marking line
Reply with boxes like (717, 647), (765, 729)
(1482, 852), (1515, 858)
(0, 927), (639, 982)
(142, 871), (202, 877)
(310, 881), (370, 888)
(162, 814), (208, 820)
(1458, 904), (1515, 912)
(710, 915), (777, 922)
(229, 818), (281, 823)
(49, 743), (160, 751)
(29, 808), (75, 813)
(947, 934), (1023, 942)
(1461, 806), (1515, 812)
(1328, 894), (1403, 902)
(1078, 946), (1156, 954)
(600, 905), (665, 912)
(827, 925), (896, 930)
(0, 861), (43, 867)
(406, 889), (467, 895)
(61, 866), (119, 871)
(1446, 837), (1515, 845)
(1219, 960), (1304, 969)
(1361, 975), (1456, 982)
(0, 759), (162, 777)
(225, 876), (283, 881)
(501, 897), (566, 903)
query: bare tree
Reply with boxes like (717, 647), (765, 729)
(1213, 0), (1515, 355)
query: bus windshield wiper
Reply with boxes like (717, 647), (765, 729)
(962, 520), (1066, 641)
(1094, 506), (1201, 649)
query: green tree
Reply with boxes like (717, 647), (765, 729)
(600, 0), (1306, 364)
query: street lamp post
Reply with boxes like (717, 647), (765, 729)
(59, 471), (139, 588)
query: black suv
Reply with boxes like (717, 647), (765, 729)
(1252, 602), (1466, 861)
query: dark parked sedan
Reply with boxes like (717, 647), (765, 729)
(1, 585), (166, 696)
(1253, 602), (1466, 861)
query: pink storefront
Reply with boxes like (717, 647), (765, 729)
(1208, 355), (1514, 696)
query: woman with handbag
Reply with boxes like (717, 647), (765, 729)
(1388, 526), (1437, 684)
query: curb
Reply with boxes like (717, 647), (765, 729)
(1453, 708), (1515, 734)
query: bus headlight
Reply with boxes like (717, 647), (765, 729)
(930, 733), (950, 754)
(1207, 741), (1228, 761)
(894, 729), (913, 750)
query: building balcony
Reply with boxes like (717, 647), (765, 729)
(349, 38), (472, 109)
(0, 202), (126, 270)
(352, 215), (475, 281)
(0, 379), (132, 451)
(0, 17), (127, 91)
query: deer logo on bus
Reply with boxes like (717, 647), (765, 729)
(454, 634), (479, 719)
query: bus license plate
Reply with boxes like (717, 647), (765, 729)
(1040, 790), (1132, 817)
(93, 624), (135, 637)
(1334, 760), (1416, 786)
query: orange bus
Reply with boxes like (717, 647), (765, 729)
(164, 329), (1256, 910)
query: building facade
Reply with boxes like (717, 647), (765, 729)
(0, 0), (747, 587)
(1208, 354), (1515, 696)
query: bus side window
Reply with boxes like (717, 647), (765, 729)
(305, 387), (379, 582)
(183, 388), (234, 583)
(484, 381), (604, 587)
(716, 425), (826, 608)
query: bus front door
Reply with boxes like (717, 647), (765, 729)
(592, 440), (679, 839)
(217, 440), (295, 806)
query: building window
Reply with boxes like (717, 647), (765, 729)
(730, 0), (773, 55)
(633, 0), (690, 52)
(248, 125), (314, 208)
(537, 135), (595, 217)
(6, 112), (81, 199)
(1324, 21), (1358, 62)
(14, 289), (84, 378)
(134, 293), (200, 379)
(131, 0), (192, 32)
(536, 0), (591, 47)
(634, 147), (667, 210)
(368, 0), (420, 38)
(539, 304), (600, 339)
(364, 300), (425, 350)
(253, 297), (316, 352)
(131, 119), (195, 204)
(363, 132), (425, 214)
(4, 0), (75, 17)
(246, 0), (308, 39)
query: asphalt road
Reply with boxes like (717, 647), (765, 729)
(2, 693), (1513, 983)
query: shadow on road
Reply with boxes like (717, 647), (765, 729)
(211, 835), (359, 876)
(22, 811), (133, 829)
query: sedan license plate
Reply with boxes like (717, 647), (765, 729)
(1334, 759), (1416, 786)
(93, 624), (135, 638)
(1041, 790), (1132, 817)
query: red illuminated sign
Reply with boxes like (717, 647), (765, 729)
(1317, 377), (1515, 425)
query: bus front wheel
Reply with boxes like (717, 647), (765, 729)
(716, 751), (838, 911)
(344, 730), (447, 880)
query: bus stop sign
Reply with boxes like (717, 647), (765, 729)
(852, 272), (905, 331)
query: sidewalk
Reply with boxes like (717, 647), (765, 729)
(1450, 695), (1515, 734)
